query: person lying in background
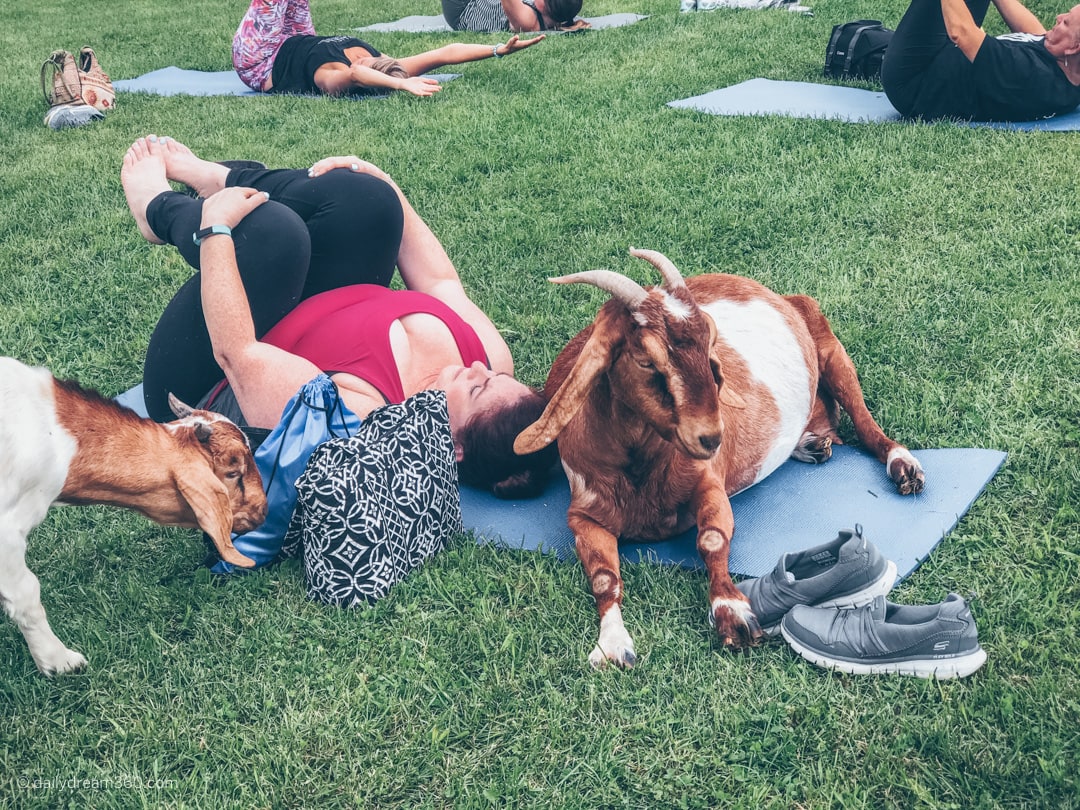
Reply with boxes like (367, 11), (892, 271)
(881, 0), (1080, 120)
(442, 0), (590, 32)
(234, 0), (544, 97)
(121, 135), (556, 497)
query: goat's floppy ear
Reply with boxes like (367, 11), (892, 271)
(719, 385), (746, 409)
(514, 310), (620, 455)
(175, 471), (256, 569)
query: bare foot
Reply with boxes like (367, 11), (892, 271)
(120, 136), (171, 245)
(159, 136), (228, 198)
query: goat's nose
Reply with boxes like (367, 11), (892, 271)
(699, 433), (722, 453)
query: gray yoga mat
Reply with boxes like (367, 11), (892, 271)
(356, 13), (648, 33)
(667, 78), (1080, 130)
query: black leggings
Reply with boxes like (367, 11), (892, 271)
(881, 0), (991, 116)
(142, 167), (404, 422)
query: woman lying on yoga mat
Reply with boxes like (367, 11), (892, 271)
(881, 0), (1080, 120)
(121, 135), (556, 497)
(442, 0), (589, 32)
(233, 0), (544, 96)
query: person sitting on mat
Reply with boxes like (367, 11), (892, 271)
(121, 135), (556, 497)
(881, 0), (1080, 120)
(442, 0), (590, 32)
(233, 0), (544, 97)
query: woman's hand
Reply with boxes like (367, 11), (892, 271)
(307, 156), (394, 183)
(497, 34), (546, 55)
(398, 76), (442, 96)
(199, 187), (269, 231)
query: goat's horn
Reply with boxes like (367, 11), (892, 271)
(629, 247), (686, 292)
(549, 269), (648, 310)
(168, 393), (196, 419)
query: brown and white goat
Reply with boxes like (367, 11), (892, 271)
(515, 248), (924, 668)
(0, 357), (266, 675)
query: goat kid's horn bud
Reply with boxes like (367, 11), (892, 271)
(168, 392), (196, 419)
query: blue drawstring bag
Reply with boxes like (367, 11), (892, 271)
(207, 374), (361, 574)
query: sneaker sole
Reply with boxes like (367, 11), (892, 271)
(780, 625), (988, 679)
(759, 559), (899, 636)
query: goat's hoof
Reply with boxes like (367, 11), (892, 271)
(793, 434), (833, 464)
(36, 647), (88, 677)
(589, 643), (637, 669)
(711, 599), (764, 651)
(888, 449), (926, 495)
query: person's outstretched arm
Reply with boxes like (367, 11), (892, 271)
(314, 63), (442, 96)
(942, 0), (988, 59)
(991, 0), (1046, 34)
(395, 35), (545, 77)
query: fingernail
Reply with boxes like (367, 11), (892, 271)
(160, 136), (169, 143)
(350, 163), (359, 171)
(307, 168), (315, 176)
(148, 135), (158, 142)
(262, 191), (270, 200)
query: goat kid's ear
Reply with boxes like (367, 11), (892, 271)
(194, 421), (214, 442)
(176, 473), (257, 569)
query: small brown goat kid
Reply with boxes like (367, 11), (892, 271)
(515, 249), (925, 668)
(0, 357), (266, 675)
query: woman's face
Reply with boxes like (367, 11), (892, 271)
(436, 362), (534, 439)
(1045, 5), (1080, 55)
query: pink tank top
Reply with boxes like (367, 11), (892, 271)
(261, 284), (490, 403)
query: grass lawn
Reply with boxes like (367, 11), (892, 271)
(1, 0), (1078, 807)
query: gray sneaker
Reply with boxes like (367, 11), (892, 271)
(735, 526), (897, 634)
(780, 593), (987, 679)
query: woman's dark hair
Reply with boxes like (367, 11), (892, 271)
(456, 388), (558, 499)
(546, 0), (583, 26)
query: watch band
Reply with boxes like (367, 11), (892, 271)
(193, 224), (233, 246)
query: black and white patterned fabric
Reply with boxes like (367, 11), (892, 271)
(282, 390), (461, 606)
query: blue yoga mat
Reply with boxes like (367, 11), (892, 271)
(668, 78), (1080, 131)
(459, 445), (1005, 582)
(116, 384), (1004, 581)
(114, 67), (459, 98)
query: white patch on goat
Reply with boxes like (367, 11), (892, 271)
(562, 461), (602, 514)
(661, 291), (692, 321)
(700, 299), (812, 485)
(887, 447), (922, 477)
(0, 360), (86, 674)
(589, 603), (636, 669)
(711, 596), (756, 629)
(164, 415), (216, 434)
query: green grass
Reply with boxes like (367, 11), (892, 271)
(2, 0), (1079, 807)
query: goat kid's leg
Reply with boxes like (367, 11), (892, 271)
(0, 528), (87, 676)
(693, 486), (762, 649)
(571, 516), (636, 669)
(786, 294), (925, 495)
